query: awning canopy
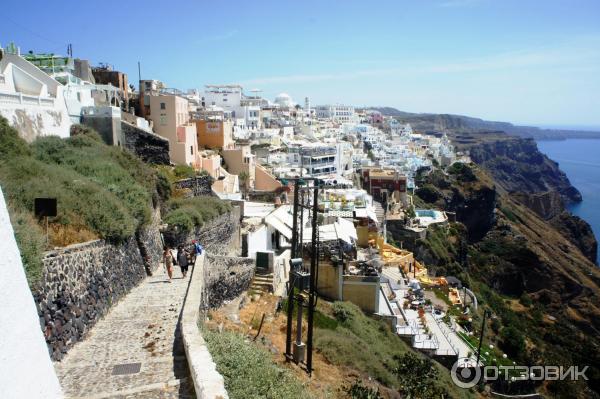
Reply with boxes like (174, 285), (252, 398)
(302, 217), (357, 245)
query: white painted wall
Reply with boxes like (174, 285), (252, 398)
(0, 51), (72, 140)
(246, 224), (268, 259)
(0, 187), (63, 398)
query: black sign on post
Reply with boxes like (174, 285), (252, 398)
(34, 198), (57, 246)
(34, 198), (57, 218)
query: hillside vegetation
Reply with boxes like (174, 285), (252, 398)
(314, 301), (475, 398)
(0, 118), (162, 284)
(203, 328), (313, 399)
(410, 161), (600, 397)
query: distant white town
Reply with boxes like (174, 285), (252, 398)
(2, 42), (504, 395)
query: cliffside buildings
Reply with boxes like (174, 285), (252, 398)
(195, 119), (234, 150)
(315, 104), (358, 123)
(147, 94), (199, 167)
(0, 45), (71, 140)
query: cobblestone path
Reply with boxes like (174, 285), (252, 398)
(54, 266), (196, 398)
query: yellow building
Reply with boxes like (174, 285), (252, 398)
(221, 145), (255, 189)
(316, 260), (380, 314)
(147, 94), (198, 166)
(195, 119), (234, 150)
(221, 145), (282, 193)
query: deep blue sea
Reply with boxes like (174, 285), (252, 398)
(537, 139), (600, 264)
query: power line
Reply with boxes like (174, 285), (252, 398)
(4, 16), (66, 49)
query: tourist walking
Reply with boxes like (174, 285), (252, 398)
(163, 246), (175, 282)
(177, 245), (190, 278)
(193, 240), (203, 255)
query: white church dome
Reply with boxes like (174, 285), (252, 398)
(274, 93), (294, 108)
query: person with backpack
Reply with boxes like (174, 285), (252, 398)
(193, 240), (203, 255)
(177, 245), (190, 278)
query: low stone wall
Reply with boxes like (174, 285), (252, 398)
(34, 208), (164, 361)
(180, 254), (229, 399)
(121, 121), (170, 165)
(136, 207), (164, 274)
(204, 255), (255, 308)
(174, 175), (214, 197)
(36, 238), (146, 360)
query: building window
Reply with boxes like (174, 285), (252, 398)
(190, 146), (194, 155)
(160, 102), (166, 110)
(160, 115), (167, 126)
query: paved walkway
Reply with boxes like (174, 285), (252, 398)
(424, 312), (456, 356)
(54, 265), (196, 399)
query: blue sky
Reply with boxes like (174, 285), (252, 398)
(2, 0), (600, 126)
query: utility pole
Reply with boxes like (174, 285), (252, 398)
(476, 310), (491, 367)
(306, 183), (319, 375)
(285, 179), (300, 360)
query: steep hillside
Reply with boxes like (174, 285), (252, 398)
(409, 163), (600, 397)
(368, 107), (600, 140)
(468, 137), (581, 204)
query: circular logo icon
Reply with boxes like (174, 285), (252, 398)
(451, 357), (482, 389)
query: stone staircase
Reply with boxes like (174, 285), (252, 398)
(373, 200), (385, 224)
(250, 268), (273, 294)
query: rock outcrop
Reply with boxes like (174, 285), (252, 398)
(468, 137), (581, 203)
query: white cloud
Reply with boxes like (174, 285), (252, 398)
(240, 36), (600, 86)
(197, 30), (238, 44)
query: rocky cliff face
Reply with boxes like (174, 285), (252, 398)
(469, 137), (581, 203)
(550, 211), (598, 263)
(408, 163), (600, 397)
(466, 136), (597, 263)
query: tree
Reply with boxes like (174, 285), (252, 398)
(500, 326), (526, 358)
(238, 171), (249, 199)
(392, 353), (448, 398)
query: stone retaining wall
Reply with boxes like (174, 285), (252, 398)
(204, 255), (255, 308)
(36, 238), (147, 360)
(121, 121), (170, 165)
(34, 208), (164, 361)
(174, 175), (214, 197)
(37, 206), (242, 360)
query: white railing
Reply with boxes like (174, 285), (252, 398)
(0, 91), (55, 107)
(430, 313), (459, 356)
(413, 333), (439, 350)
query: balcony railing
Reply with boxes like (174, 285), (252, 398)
(0, 92), (55, 107)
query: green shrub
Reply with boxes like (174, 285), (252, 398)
(447, 162), (476, 182)
(70, 123), (103, 141)
(156, 168), (172, 201)
(392, 353), (448, 398)
(415, 185), (441, 203)
(346, 380), (383, 399)
(30, 135), (155, 226)
(519, 293), (532, 307)
(173, 164), (196, 179)
(163, 208), (195, 232)
(500, 326), (526, 358)
(314, 302), (475, 398)
(8, 207), (46, 286)
(0, 118), (164, 282)
(0, 118), (31, 159)
(163, 196), (231, 233)
(332, 301), (354, 323)
(203, 329), (311, 399)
